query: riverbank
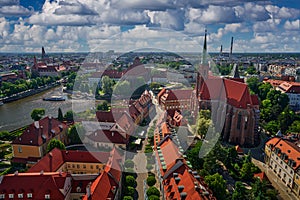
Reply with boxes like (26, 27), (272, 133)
(0, 82), (61, 103)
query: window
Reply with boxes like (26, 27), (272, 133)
(0, 194), (5, 199)
(45, 194), (50, 199)
(96, 165), (99, 169)
(83, 165), (86, 169)
(72, 164), (75, 168)
(9, 194), (14, 199)
(27, 193), (33, 198)
(77, 164), (80, 169)
(18, 146), (22, 153)
(18, 194), (23, 198)
(237, 113), (242, 130)
(90, 165), (93, 169)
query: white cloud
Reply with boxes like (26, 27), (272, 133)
(0, 5), (33, 16)
(266, 5), (300, 19)
(235, 2), (270, 22)
(284, 19), (300, 30)
(149, 9), (185, 30)
(253, 18), (281, 32)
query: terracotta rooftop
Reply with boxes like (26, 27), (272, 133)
(28, 148), (111, 173)
(0, 172), (70, 200)
(266, 137), (300, 170)
(12, 116), (68, 146)
(86, 130), (129, 144)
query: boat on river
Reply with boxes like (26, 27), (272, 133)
(43, 96), (66, 101)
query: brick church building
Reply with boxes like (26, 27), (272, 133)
(158, 30), (260, 146)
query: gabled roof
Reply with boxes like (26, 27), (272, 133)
(28, 148), (111, 173)
(86, 130), (129, 144)
(82, 148), (122, 200)
(0, 172), (70, 200)
(12, 116), (68, 146)
(199, 76), (254, 109)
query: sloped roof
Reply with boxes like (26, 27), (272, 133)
(86, 130), (129, 144)
(0, 172), (70, 200)
(28, 148), (111, 173)
(199, 77), (255, 109)
(12, 116), (68, 146)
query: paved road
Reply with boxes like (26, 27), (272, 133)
(252, 158), (298, 200)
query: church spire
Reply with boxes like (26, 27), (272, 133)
(202, 29), (207, 65)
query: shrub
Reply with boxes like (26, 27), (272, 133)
(126, 186), (135, 197)
(146, 164), (153, 170)
(148, 195), (160, 200)
(124, 159), (134, 168)
(123, 196), (133, 200)
(146, 186), (160, 197)
(126, 175), (137, 187)
(146, 176), (157, 186)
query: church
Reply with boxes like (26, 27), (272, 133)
(158, 30), (260, 146)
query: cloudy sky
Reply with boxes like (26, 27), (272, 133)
(0, 0), (299, 53)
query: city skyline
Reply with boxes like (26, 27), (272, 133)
(0, 0), (299, 53)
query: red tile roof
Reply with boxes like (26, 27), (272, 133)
(86, 130), (129, 144)
(0, 172), (71, 200)
(155, 137), (215, 200)
(266, 137), (300, 170)
(28, 148), (111, 173)
(12, 116), (68, 146)
(277, 81), (300, 93)
(82, 148), (122, 200)
(199, 77), (255, 109)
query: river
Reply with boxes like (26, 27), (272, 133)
(0, 86), (96, 132)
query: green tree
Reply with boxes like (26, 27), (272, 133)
(258, 83), (272, 100)
(97, 101), (110, 111)
(246, 66), (257, 75)
(64, 110), (74, 122)
(126, 175), (137, 188)
(187, 140), (204, 170)
(264, 121), (279, 135)
(101, 75), (113, 95)
(204, 173), (227, 200)
(114, 80), (131, 96)
(148, 195), (160, 200)
(125, 186), (135, 197)
(31, 108), (45, 121)
(278, 106), (295, 133)
(288, 120), (300, 133)
(146, 186), (160, 197)
(246, 77), (260, 94)
(68, 123), (84, 144)
(240, 162), (255, 181)
(47, 139), (66, 152)
(57, 108), (63, 122)
(123, 196), (133, 200)
(232, 181), (248, 200)
(146, 175), (157, 187)
(193, 110), (212, 137)
(250, 179), (268, 200)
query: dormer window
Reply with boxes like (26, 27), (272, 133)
(0, 194), (5, 199)
(18, 193), (23, 198)
(27, 193), (33, 198)
(45, 194), (50, 199)
(9, 194), (14, 199)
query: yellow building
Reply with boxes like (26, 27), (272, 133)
(11, 116), (68, 165)
(28, 148), (111, 175)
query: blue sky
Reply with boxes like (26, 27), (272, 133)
(0, 0), (299, 52)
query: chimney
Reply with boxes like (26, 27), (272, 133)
(230, 37), (234, 56)
(48, 116), (52, 137)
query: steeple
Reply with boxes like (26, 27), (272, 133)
(230, 37), (234, 57)
(220, 45), (223, 55)
(201, 29), (208, 65)
(42, 46), (46, 60)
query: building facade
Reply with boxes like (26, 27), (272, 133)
(264, 137), (300, 197)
